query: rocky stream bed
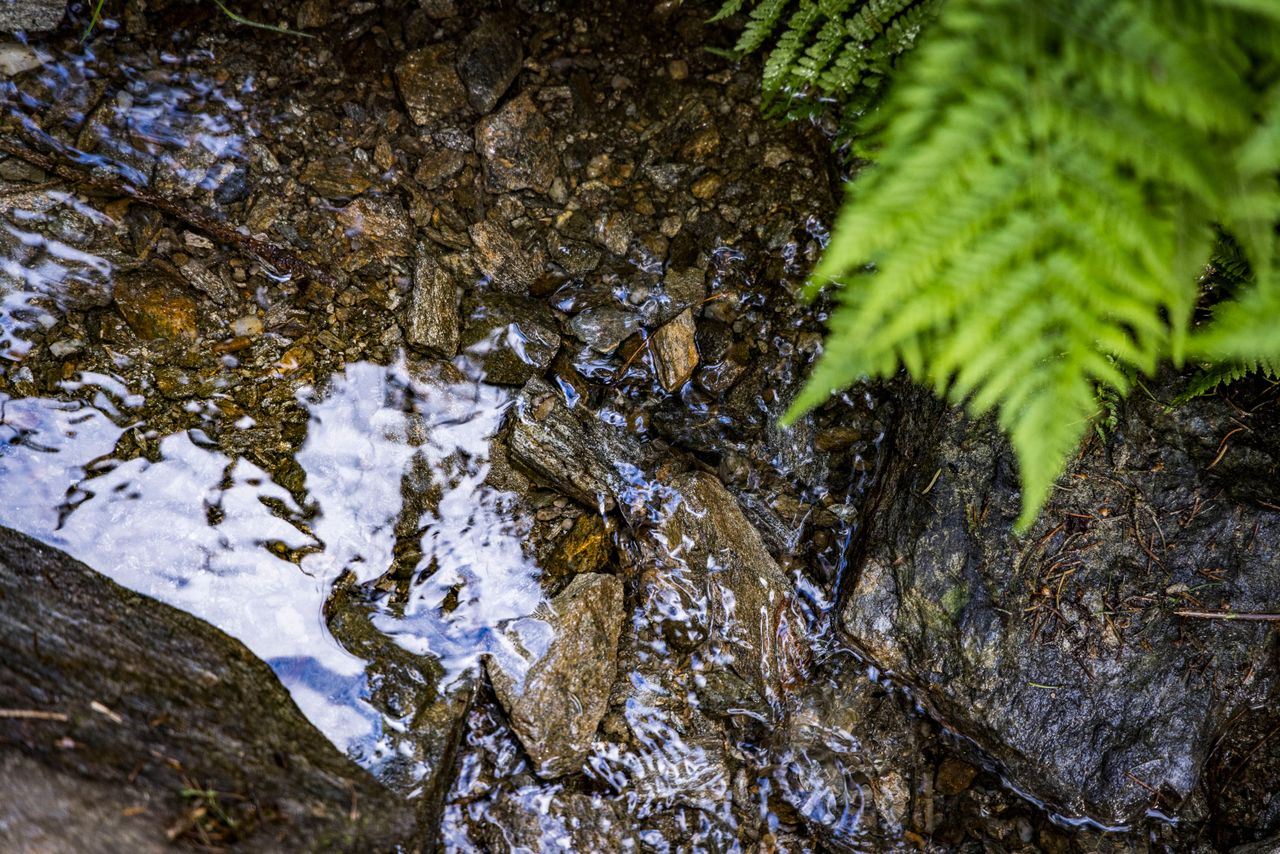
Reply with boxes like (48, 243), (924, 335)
(0, 0), (1277, 851)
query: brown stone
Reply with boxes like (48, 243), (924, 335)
(680, 127), (720, 161)
(299, 156), (373, 199)
(395, 44), (468, 126)
(112, 269), (197, 342)
(468, 219), (545, 293)
(337, 196), (414, 267)
(650, 308), (698, 392)
(935, 757), (978, 795)
(406, 243), (459, 357)
(414, 148), (468, 189)
(691, 173), (723, 200)
(475, 91), (558, 193)
(537, 513), (611, 594)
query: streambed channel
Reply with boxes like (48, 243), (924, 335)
(0, 1), (1277, 851)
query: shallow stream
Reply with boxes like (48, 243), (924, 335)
(0, 2), (1259, 851)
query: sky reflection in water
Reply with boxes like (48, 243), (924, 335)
(0, 357), (546, 763)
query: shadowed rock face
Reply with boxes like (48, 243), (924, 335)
(0, 526), (419, 851)
(840, 382), (1280, 826)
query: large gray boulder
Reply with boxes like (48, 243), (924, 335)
(839, 382), (1280, 825)
(0, 0), (64, 33)
(0, 527), (419, 850)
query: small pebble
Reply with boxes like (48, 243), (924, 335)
(232, 315), (264, 337)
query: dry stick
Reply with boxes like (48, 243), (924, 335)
(0, 708), (69, 721)
(1174, 609), (1280, 622)
(0, 134), (337, 289)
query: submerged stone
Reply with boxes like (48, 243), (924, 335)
(406, 244), (460, 357)
(646, 470), (811, 716)
(459, 290), (559, 385)
(507, 376), (650, 510)
(457, 16), (524, 114)
(112, 268), (198, 341)
(568, 304), (640, 354)
(299, 155), (374, 199)
(486, 572), (624, 778)
(650, 307), (698, 392)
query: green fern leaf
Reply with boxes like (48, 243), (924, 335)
(788, 0), (1280, 531)
(734, 0), (792, 55)
(709, 0), (750, 23)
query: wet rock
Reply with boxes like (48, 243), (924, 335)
(396, 44), (468, 126)
(548, 239), (602, 276)
(840, 384), (1280, 825)
(595, 211), (633, 255)
(467, 785), (639, 851)
(0, 527), (416, 849)
(697, 344), (750, 396)
(1234, 831), (1280, 854)
(457, 16), (524, 114)
(406, 244), (460, 357)
(0, 0), (63, 33)
(0, 42), (42, 76)
(650, 308), (698, 392)
(533, 512), (611, 595)
(414, 148), (468, 189)
(459, 291), (559, 385)
(486, 572), (624, 778)
(0, 752), (168, 853)
(420, 0), (457, 18)
(112, 268), (197, 341)
(691, 172), (723, 200)
(815, 425), (862, 452)
(778, 657), (927, 849)
(293, 0), (330, 30)
(299, 155), (373, 199)
(231, 314), (263, 337)
(935, 756), (978, 795)
(469, 218), (545, 293)
(336, 196), (414, 266)
(568, 304), (641, 354)
(507, 376), (651, 510)
(475, 91), (557, 193)
(662, 265), (707, 315)
(643, 471), (811, 716)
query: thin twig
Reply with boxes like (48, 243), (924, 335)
(0, 708), (69, 721)
(0, 133), (337, 289)
(1174, 609), (1280, 622)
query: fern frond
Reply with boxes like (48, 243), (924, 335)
(719, 0), (942, 135)
(1171, 357), (1280, 405)
(734, 0), (792, 55)
(788, 0), (1280, 531)
(709, 0), (749, 23)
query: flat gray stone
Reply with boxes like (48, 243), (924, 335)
(486, 572), (624, 778)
